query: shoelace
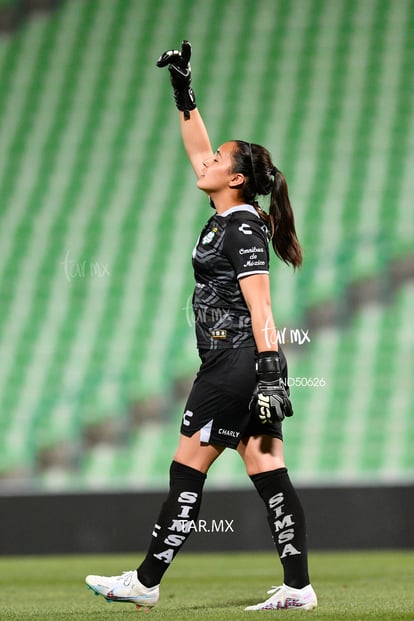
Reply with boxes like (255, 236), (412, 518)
(115, 571), (135, 585)
(267, 585), (283, 596)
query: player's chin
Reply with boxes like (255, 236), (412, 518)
(196, 178), (209, 193)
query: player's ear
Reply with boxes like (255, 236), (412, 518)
(229, 172), (245, 189)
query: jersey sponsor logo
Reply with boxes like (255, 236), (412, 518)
(238, 223), (252, 235)
(238, 246), (265, 255)
(243, 259), (266, 268)
(239, 246), (266, 269)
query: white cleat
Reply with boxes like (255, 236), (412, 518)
(245, 583), (317, 611)
(85, 570), (159, 610)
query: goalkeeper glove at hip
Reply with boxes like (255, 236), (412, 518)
(250, 351), (293, 424)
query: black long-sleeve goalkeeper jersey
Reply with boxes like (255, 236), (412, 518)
(191, 204), (271, 350)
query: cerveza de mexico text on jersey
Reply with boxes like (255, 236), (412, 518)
(191, 204), (271, 351)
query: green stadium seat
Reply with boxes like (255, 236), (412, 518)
(0, 0), (413, 489)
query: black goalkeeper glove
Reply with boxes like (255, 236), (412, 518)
(156, 40), (196, 119)
(250, 351), (293, 424)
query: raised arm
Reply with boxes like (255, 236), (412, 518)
(179, 109), (213, 178)
(157, 41), (213, 177)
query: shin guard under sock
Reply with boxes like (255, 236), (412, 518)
(250, 467), (310, 589)
(137, 460), (206, 587)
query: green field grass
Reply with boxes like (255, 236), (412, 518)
(1, 551), (414, 620)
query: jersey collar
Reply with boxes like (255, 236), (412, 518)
(218, 204), (260, 218)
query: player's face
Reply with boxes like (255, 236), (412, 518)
(197, 142), (236, 193)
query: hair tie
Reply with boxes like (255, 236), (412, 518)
(271, 166), (279, 176)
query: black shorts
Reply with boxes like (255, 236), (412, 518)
(181, 347), (286, 449)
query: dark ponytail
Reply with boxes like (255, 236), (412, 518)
(232, 140), (302, 269)
(269, 169), (302, 268)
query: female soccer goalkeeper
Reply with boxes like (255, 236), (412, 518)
(86, 41), (317, 612)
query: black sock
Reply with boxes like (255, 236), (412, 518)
(137, 460), (206, 587)
(250, 467), (310, 589)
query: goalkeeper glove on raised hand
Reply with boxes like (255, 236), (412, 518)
(250, 351), (293, 424)
(156, 40), (196, 119)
